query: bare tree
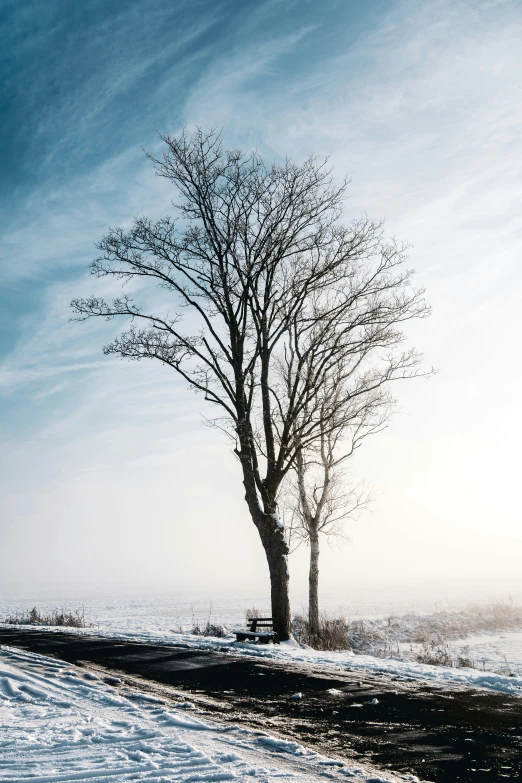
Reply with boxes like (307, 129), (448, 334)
(279, 265), (430, 638)
(284, 390), (386, 639)
(71, 128), (429, 641)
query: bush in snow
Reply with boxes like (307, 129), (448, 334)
(414, 636), (454, 667)
(4, 606), (86, 628)
(455, 646), (474, 669)
(293, 613), (393, 653)
(191, 621), (229, 638)
(292, 614), (354, 651)
(188, 602), (230, 638)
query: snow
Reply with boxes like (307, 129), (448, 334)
(0, 645), (419, 783)
(450, 630), (522, 673)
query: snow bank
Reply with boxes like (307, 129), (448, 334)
(0, 645), (419, 783)
(236, 638), (522, 697)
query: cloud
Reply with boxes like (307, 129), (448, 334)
(0, 361), (108, 391)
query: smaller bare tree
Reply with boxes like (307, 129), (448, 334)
(278, 273), (429, 639)
(284, 388), (388, 639)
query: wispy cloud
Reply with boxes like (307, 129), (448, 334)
(0, 361), (108, 391)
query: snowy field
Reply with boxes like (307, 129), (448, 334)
(3, 590), (522, 631)
(0, 644), (420, 783)
(450, 631), (522, 675)
(5, 590), (522, 636)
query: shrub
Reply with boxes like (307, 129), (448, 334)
(415, 636), (453, 667)
(455, 645), (474, 668)
(191, 620), (229, 638)
(4, 606), (86, 628)
(293, 613), (391, 652)
(293, 614), (353, 651)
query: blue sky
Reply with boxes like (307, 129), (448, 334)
(1, 0), (522, 598)
(0, 0), (383, 377)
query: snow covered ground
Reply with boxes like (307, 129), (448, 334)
(451, 630), (522, 675)
(0, 645), (420, 783)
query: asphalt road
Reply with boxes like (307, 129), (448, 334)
(1, 628), (521, 782)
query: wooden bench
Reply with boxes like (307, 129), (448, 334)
(234, 617), (276, 644)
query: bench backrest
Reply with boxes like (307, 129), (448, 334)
(246, 617), (273, 632)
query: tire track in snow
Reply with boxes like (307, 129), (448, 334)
(0, 645), (416, 783)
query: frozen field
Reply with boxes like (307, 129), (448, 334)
(451, 630), (522, 675)
(3, 589), (522, 633)
(0, 644), (419, 783)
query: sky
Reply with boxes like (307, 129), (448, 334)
(1, 0), (522, 605)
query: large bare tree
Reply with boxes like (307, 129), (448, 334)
(71, 128), (428, 640)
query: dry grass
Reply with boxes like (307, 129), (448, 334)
(189, 602), (229, 638)
(191, 620), (229, 638)
(400, 602), (522, 644)
(292, 614), (353, 651)
(292, 599), (522, 670)
(293, 613), (392, 653)
(4, 606), (86, 628)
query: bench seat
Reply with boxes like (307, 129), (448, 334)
(234, 630), (275, 643)
(234, 617), (276, 644)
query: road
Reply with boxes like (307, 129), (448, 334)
(0, 628), (520, 782)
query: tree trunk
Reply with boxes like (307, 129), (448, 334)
(239, 461), (292, 642)
(266, 537), (291, 642)
(254, 514), (292, 642)
(309, 530), (320, 637)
